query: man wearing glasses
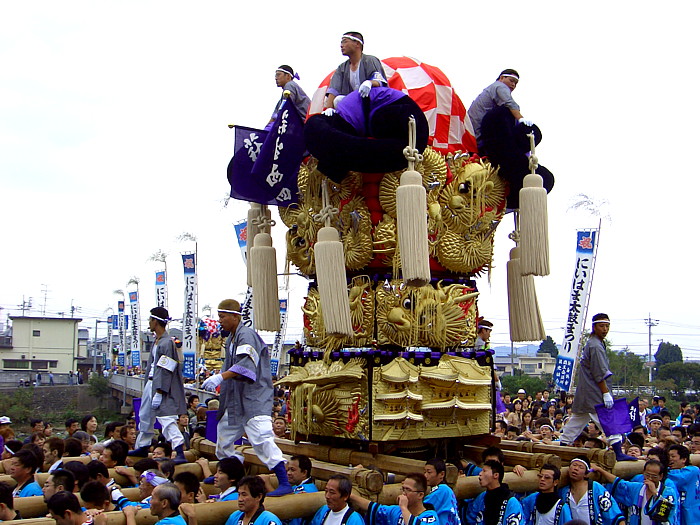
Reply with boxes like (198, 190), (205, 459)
(350, 473), (439, 525)
(591, 460), (679, 525)
(521, 464), (572, 525)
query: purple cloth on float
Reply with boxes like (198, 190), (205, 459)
(336, 87), (408, 136)
(206, 410), (218, 442)
(134, 397), (162, 430)
(594, 397), (632, 435)
(495, 389), (507, 414)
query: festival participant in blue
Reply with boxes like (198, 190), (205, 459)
(462, 447), (527, 478)
(124, 483), (186, 525)
(130, 307), (188, 464)
(47, 491), (92, 525)
(262, 454), (317, 524)
(423, 459), (459, 525)
(266, 65), (310, 131)
(202, 299), (292, 496)
(666, 444), (700, 525)
(324, 32), (387, 112)
(461, 460), (523, 525)
(223, 476), (282, 525)
(211, 457), (245, 502)
(8, 449), (43, 497)
(558, 456), (624, 525)
(111, 469), (169, 510)
(520, 464), (572, 525)
(560, 313), (637, 461)
(590, 459), (679, 525)
(308, 474), (364, 525)
(350, 472), (439, 525)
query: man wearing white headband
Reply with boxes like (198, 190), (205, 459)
(130, 307), (187, 464)
(202, 298), (292, 496)
(323, 31), (387, 113)
(266, 64), (310, 131)
(559, 455), (624, 525)
(560, 313), (637, 461)
(468, 68), (532, 144)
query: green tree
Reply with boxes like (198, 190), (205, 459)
(607, 346), (645, 386)
(539, 336), (559, 357)
(654, 342), (682, 379)
(657, 362), (700, 396)
(87, 374), (110, 408)
(501, 374), (548, 398)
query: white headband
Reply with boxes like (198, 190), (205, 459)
(150, 314), (170, 323)
(501, 74), (519, 80)
(592, 319), (610, 324)
(276, 68), (300, 80)
(218, 309), (241, 314)
(478, 325), (493, 330)
(570, 458), (590, 469)
(540, 424), (553, 431)
(342, 34), (364, 45)
(4, 445), (14, 455)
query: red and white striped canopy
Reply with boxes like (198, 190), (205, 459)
(308, 56), (476, 154)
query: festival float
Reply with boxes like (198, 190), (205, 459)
(228, 56), (554, 455)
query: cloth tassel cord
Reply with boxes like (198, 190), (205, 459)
(250, 210), (280, 331)
(519, 133), (550, 276)
(314, 181), (353, 337)
(507, 247), (545, 342)
(246, 203), (265, 287)
(396, 116), (431, 287)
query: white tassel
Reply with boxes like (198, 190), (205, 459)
(250, 232), (280, 332)
(246, 204), (262, 287)
(314, 226), (353, 337)
(507, 247), (545, 342)
(519, 133), (550, 276)
(397, 169), (431, 287)
(519, 173), (550, 276)
(396, 115), (430, 287)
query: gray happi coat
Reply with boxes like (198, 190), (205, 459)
(328, 54), (387, 97)
(216, 322), (273, 425)
(145, 335), (187, 417)
(571, 335), (612, 413)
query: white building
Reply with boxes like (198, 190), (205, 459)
(2, 316), (83, 381)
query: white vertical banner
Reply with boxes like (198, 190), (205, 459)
(117, 301), (127, 368)
(155, 270), (168, 308)
(106, 315), (113, 368)
(553, 229), (598, 392)
(240, 287), (254, 328)
(129, 291), (141, 369)
(181, 254), (197, 356)
(271, 298), (288, 376)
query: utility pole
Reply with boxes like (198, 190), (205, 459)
(41, 284), (49, 315)
(19, 296), (33, 315)
(645, 314), (659, 383)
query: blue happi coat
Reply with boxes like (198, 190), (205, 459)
(366, 502), (439, 525)
(461, 490), (523, 525)
(424, 484), (460, 525)
(608, 477), (679, 525)
(559, 481), (624, 525)
(666, 466), (700, 525)
(520, 492), (572, 525)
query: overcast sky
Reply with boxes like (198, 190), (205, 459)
(1, 1), (699, 362)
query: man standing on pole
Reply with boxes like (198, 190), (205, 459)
(560, 313), (637, 461)
(130, 307), (187, 464)
(202, 299), (292, 496)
